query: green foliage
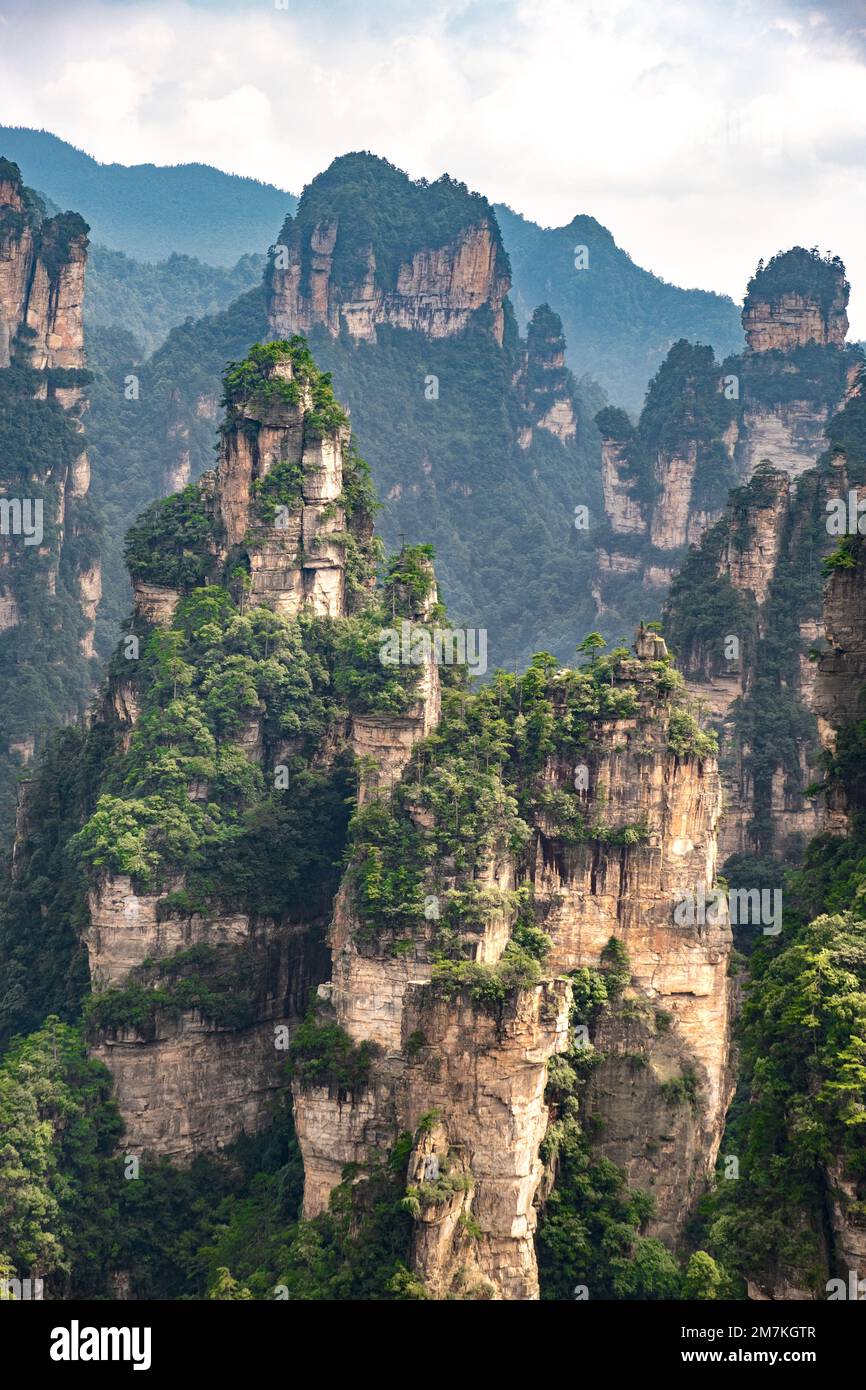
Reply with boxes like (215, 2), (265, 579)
(0, 722), (114, 1047)
(124, 484), (213, 588)
(681, 1250), (729, 1300)
(600, 937), (631, 998)
(702, 677), (866, 1292)
(659, 1069), (701, 1110)
(85, 943), (258, 1039)
(403, 1153), (473, 1216)
(667, 708), (718, 760)
(72, 592), (361, 899)
(744, 246), (847, 319)
(429, 959), (508, 1009)
(537, 1113), (681, 1300)
(0, 1019), (122, 1293)
(495, 202), (743, 413)
(85, 286), (269, 657)
(277, 153), (508, 298)
(86, 246), (265, 356)
(383, 544), (437, 614)
(0, 354), (99, 832)
(288, 1014), (380, 1095)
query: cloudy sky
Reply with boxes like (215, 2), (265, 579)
(1, 0), (865, 330)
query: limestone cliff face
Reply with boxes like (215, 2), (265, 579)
(600, 438), (648, 538)
(514, 304), (578, 449)
(0, 163), (88, 376)
(736, 397), (848, 480)
(0, 158), (99, 805)
(596, 252), (855, 624)
(293, 631), (732, 1295)
(742, 250), (849, 355)
(533, 632), (731, 1244)
(89, 347), (440, 1163)
(215, 366), (348, 619)
(86, 871), (329, 1160)
(666, 466), (836, 859)
(268, 217), (509, 347)
(811, 530), (866, 836)
(132, 350), (366, 629)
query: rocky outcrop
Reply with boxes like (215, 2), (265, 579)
(596, 252), (856, 628)
(83, 344), (443, 1164)
(269, 216), (508, 347)
(267, 157), (510, 349)
(0, 157), (99, 822)
(742, 250), (849, 354)
(600, 437), (648, 537)
(86, 873), (328, 1161)
(294, 631), (732, 1295)
(532, 634), (732, 1243)
(210, 356), (359, 619)
(515, 305), (578, 449)
(0, 160), (88, 381)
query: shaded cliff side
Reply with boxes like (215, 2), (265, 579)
(699, 533), (866, 1300)
(664, 372), (866, 867)
(595, 249), (861, 639)
(0, 157), (100, 832)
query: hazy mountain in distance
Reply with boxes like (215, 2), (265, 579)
(496, 204), (745, 411)
(4, 129), (744, 409)
(0, 127), (296, 263)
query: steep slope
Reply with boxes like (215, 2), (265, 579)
(0, 127), (296, 264)
(262, 154), (604, 669)
(0, 159), (100, 832)
(598, 249), (861, 644)
(0, 334), (732, 1300)
(661, 288), (866, 866)
(702, 533), (866, 1300)
(496, 204), (744, 412)
(296, 626), (731, 1297)
(86, 153), (605, 673)
(85, 246), (266, 356)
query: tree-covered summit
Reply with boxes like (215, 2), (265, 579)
(744, 247), (849, 317)
(272, 151), (510, 295)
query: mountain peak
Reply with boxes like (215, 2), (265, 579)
(743, 246), (849, 353)
(269, 153), (510, 345)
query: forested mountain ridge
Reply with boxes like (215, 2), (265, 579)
(0, 127), (296, 264)
(496, 203), (744, 411)
(685, 525), (866, 1300)
(655, 250), (863, 868)
(85, 247), (266, 356)
(6, 129), (746, 406)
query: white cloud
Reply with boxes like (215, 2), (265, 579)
(0, 0), (864, 333)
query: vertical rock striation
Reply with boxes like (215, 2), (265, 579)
(293, 630), (732, 1295)
(0, 156), (99, 826)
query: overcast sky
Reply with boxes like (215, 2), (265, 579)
(1, 0), (865, 332)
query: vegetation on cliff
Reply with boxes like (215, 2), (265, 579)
(0, 296), (100, 836)
(744, 247), (848, 320)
